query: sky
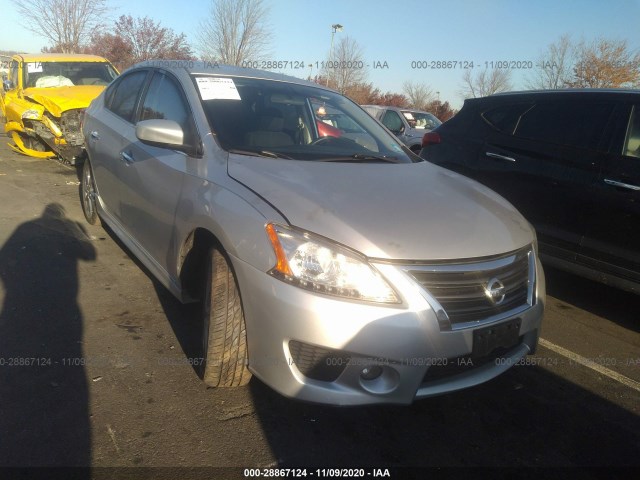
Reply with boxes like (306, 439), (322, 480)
(2, 0), (640, 109)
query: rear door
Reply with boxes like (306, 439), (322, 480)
(472, 99), (615, 260)
(579, 102), (640, 284)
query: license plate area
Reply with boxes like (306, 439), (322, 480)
(472, 318), (521, 358)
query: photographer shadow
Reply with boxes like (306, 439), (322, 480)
(0, 203), (96, 468)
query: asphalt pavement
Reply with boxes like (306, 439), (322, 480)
(0, 132), (638, 480)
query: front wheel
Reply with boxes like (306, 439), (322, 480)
(200, 247), (251, 387)
(81, 159), (98, 225)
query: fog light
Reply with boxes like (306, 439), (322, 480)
(360, 366), (383, 380)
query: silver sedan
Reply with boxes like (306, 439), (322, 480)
(80, 61), (544, 405)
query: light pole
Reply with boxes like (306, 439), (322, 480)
(327, 23), (343, 86)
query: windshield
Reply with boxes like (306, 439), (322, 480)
(197, 75), (416, 163)
(23, 61), (118, 88)
(401, 111), (442, 130)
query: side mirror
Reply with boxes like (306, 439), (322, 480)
(136, 119), (202, 157)
(136, 119), (184, 147)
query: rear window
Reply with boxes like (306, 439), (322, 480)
(482, 103), (533, 134)
(514, 101), (615, 151)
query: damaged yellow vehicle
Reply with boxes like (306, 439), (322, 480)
(0, 53), (118, 164)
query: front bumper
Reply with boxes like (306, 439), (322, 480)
(5, 108), (85, 162)
(232, 254), (545, 406)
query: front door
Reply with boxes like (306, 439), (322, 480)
(580, 102), (640, 285)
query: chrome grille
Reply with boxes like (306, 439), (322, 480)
(405, 246), (534, 328)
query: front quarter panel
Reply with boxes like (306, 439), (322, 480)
(172, 153), (283, 280)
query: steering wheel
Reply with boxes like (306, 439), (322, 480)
(310, 135), (360, 147)
(310, 136), (334, 146)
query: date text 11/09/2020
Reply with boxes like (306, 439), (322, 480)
(244, 468), (391, 478)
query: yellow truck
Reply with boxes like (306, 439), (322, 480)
(0, 53), (118, 164)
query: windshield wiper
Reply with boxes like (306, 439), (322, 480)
(228, 149), (293, 159)
(320, 154), (403, 163)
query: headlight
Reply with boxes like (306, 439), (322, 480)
(265, 223), (400, 304)
(22, 109), (41, 120)
(528, 222), (539, 256)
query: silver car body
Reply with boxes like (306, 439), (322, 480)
(82, 62), (544, 405)
(362, 105), (442, 152)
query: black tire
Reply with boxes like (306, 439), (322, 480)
(200, 246), (251, 387)
(81, 158), (99, 225)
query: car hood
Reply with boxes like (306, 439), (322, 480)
(405, 127), (433, 138)
(228, 156), (534, 261)
(23, 85), (105, 117)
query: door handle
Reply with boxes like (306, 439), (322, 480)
(120, 151), (134, 164)
(604, 178), (640, 191)
(486, 152), (516, 162)
(90, 131), (99, 140)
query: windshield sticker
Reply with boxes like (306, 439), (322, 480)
(402, 112), (415, 120)
(27, 62), (43, 73)
(196, 77), (241, 101)
(390, 142), (403, 152)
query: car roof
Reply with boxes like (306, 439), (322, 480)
(361, 104), (435, 115)
(13, 53), (111, 63)
(490, 88), (640, 96)
(130, 60), (334, 91)
(461, 88), (640, 110)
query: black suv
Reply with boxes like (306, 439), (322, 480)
(420, 89), (640, 294)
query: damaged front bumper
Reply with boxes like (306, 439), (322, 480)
(6, 108), (86, 162)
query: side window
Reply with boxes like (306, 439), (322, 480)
(624, 105), (640, 158)
(103, 81), (117, 109)
(107, 70), (148, 123)
(382, 110), (404, 132)
(10, 60), (19, 89)
(482, 103), (533, 134)
(515, 101), (615, 151)
(139, 72), (196, 145)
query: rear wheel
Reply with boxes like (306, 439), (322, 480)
(200, 247), (251, 387)
(81, 159), (98, 225)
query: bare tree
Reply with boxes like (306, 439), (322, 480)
(403, 81), (435, 110)
(459, 68), (513, 98)
(526, 34), (575, 89)
(324, 36), (368, 95)
(11, 0), (109, 53)
(377, 92), (409, 107)
(85, 32), (133, 72)
(568, 38), (640, 88)
(424, 100), (456, 122)
(197, 0), (272, 65)
(114, 15), (194, 64)
(84, 16), (194, 71)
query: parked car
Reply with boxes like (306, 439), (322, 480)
(81, 61), (544, 405)
(420, 89), (640, 294)
(1, 53), (118, 163)
(315, 102), (377, 150)
(362, 105), (441, 152)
